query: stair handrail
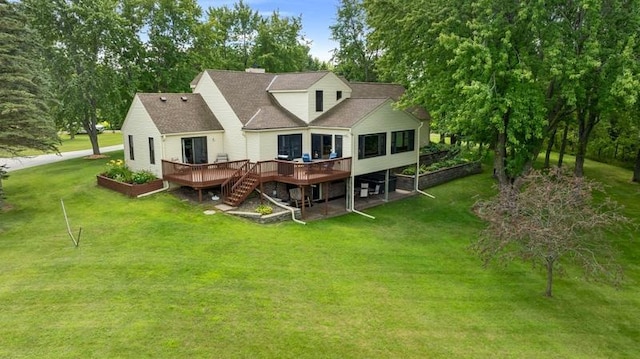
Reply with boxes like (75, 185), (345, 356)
(221, 161), (250, 200)
(230, 162), (259, 194)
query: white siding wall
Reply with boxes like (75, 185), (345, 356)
(271, 92), (309, 122)
(307, 73), (352, 122)
(121, 96), (163, 177)
(351, 102), (421, 176)
(193, 72), (245, 161)
(163, 132), (224, 164)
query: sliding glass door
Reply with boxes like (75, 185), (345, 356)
(182, 137), (208, 164)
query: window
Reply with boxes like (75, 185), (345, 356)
(128, 135), (134, 160)
(358, 133), (386, 159)
(391, 130), (415, 154)
(334, 135), (343, 157)
(315, 90), (323, 112)
(182, 137), (208, 164)
(311, 134), (333, 159)
(148, 137), (155, 165)
(336, 90), (342, 101)
(278, 134), (302, 159)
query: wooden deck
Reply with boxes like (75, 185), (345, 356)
(161, 157), (352, 189)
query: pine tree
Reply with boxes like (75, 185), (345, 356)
(0, 0), (58, 205)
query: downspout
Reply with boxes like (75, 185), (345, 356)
(137, 181), (170, 198)
(349, 130), (375, 219)
(256, 188), (306, 225)
(415, 121), (435, 199)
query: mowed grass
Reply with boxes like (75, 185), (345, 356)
(0, 132), (123, 157)
(1, 151), (638, 358)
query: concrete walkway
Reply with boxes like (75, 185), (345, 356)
(2, 145), (124, 172)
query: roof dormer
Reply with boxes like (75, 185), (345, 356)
(268, 71), (352, 123)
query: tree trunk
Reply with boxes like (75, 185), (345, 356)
(545, 257), (554, 297)
(493, 130), (509, 186)
(439, 133), (445, 144)
(558, 122), (569, 168)
(575, 107), (599, 177)
(544, 126), (558, 168)
(493, 109), (511, 187)
(633, 147), (640, 183)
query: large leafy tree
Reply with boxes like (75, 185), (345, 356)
(330, 0), (378, 81)
(252, 11), (311, 72)
(366, 0), (640, 184)
(0, 0), (58, 204)
(139, 0), (201, 93)
(197, 1), (312, 73)
(24, 0), (134, 155)
(555, 1), (640, 177)
(367, 0), (549, 186)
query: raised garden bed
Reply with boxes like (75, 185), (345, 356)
(396, 162), (482, 190)
(96, 175), (164, 197)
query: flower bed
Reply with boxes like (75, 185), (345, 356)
(97, 175), (164, 197)
(396, 162), (482, 190)
(97, 159), (163, 197)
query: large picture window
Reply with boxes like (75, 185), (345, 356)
(391, 130), (415, 154)
(278, 134), (302, 159)
(358, 133), (386, 159)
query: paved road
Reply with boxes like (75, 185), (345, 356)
(1, 145), (124, 172)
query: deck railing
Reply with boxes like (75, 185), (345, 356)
(162, 159), (248, 186)
(162, 157), (352, 188)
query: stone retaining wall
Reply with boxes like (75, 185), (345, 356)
(396, 162), (482, 190)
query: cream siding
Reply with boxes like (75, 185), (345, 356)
(351, 101), (421, 176)
(271, 92), (309, 122)
(121, 96), (163, 177)
(246, 128), (308, 162)
(307, 73), (352, 122)
(192, 71), (245, 161)
(162, 132), (224, 164)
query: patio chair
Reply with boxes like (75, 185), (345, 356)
(289, 187), (312, 208)
(302, 153), (312, 162)
(359, 182), (369, 198)
(329, 152), (338, 159)
(369, 184), (381, 196)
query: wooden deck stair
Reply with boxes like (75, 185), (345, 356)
(223, 170), (260, 207)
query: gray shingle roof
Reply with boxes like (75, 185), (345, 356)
(267, 71), (330, 91)
(350, 82), (429, 120)
(137, 93), (223, 134)
(350, 82), (406, 100)
(204, 70), (307, 129)
(310, 98), (389, 128)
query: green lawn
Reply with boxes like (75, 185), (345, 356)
(0, 132), (123, 157)
(1, 151), (638, 358)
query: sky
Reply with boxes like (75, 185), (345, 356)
(196, 0), (340, 62)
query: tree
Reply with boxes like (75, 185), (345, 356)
(252, 11), (311, 72)
(555, 0), (640, 177)
(25, 0), (134, 156)
(367, 0), (551, 186)
(473, 168), (632, 297)
(330, 0), (377, 81)
(139, 0), (201, 93)
(0, 0), (58, 205)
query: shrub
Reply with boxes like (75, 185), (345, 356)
(102, 160), (157, 184)
(255, 204), (273, 215)
(132, 170), (157, 184)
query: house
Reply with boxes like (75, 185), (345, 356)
(121, 69), (429, 217)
